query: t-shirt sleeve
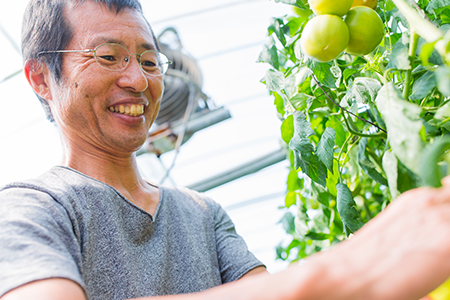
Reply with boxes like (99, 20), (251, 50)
(0, 187), (84, 297)
(211, 200), (265, 283)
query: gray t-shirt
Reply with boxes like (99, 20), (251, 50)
(0, 166), (263, 300)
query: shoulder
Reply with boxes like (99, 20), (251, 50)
(0, 166), (101, 227)
(1, 166), (84, 196)
(161, 186), (214, 205)
(160, 186), (224, 217)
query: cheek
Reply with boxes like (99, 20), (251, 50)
(148, 77), (164, 102)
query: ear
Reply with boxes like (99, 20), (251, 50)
(24, 59), (53, 101)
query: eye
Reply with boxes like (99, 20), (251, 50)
(98, 55), (118, 62)
(141, 59), (157, 68)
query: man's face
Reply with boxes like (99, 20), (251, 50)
(47, 1), (163, 156)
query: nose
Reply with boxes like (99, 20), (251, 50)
(116, 54), (148, 92)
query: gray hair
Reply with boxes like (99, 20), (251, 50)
(21, 0), (159, 122)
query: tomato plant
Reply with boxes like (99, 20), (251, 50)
(259, 0), (450, 275)
(345, 6), (385, 55)
(308, 0), (354, 16)
(300, 15), (349, 62)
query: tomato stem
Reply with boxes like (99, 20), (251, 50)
(403, 30), (419, 100)
(312, 75), (387, 135)
(391, 0), (448, 62)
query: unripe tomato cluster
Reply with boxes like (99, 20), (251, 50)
(299, 0), (384, 62)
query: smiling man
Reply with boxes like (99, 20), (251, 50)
(0, 1), (266, 299)
(2, 1), (450, 300)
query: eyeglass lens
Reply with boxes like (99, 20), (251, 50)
(94, 43), (169, 76)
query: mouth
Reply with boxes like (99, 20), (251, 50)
(108, 104), (145, 117)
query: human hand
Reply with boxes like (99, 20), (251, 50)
(317, 178), (450, 300)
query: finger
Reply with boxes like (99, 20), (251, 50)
(432, 183), (450, 204)
(441, 175), (450, 187)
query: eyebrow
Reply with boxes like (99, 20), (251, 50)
(88, 37), (156, 51)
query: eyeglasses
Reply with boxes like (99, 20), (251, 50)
(37, 43), (172, 76)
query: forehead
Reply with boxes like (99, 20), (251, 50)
(66, 1), (156, 49)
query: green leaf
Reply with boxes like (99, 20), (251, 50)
(386, 41), (410, 70)
(341, 77), (382, 105)
(285, 18), (304, 37)
(419, 41), (437, 66)
(279, 211), (296, 235)
(295, 203), (309, 237)
(289, 93), (308, 111)
(343, 68), (358, 82)
(440, 7), (450, 24)
(287, 168), (302, 192)
(382, 150), (399, 199)
(290, 136), (328, 187)
(435, 101), (450, 120)
(284, 74), (299, 99)
(357, 138), (388, 186)
(336, 183), (365, 234)
(294, 0), (308, 9)
(306, 60), (337, 88)
(262, 69), (285, 91)
(326, 160), (339, 197)
(427, 0), (450, 11)
(305, 232), (332, 240)
(419, 136), (450, 187)
(281, 114), (295, 144)
(330, 62), (342, 87)
(436, 66), (450, 97)
(409, 71), (437, 100)
(326, 116), (347, 148)
(285, 191), (297, 208)
(268, 18), (287, 46)
(397, 160), (420, 193)
(257, 36), (280, 69)
(316, 127), (336, 173)
(375, 83), (424, 173)
(417, 38), (443, 66)
(293, 111), (314, 139)
(311, 181), (331, 207)
(274, 91), (285, 115)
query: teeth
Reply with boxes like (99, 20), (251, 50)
(109, 104), (145, 116)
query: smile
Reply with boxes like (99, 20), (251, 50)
(108, 104), (145, 117)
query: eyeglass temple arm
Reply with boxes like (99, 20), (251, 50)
(37, 49), (94, 56)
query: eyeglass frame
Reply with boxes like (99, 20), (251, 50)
(37, 43), (173, 76)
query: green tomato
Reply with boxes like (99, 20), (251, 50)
(308, 0), (353, 17)
(344, 6), (384, 56)
(300, 14), (349, 62)
(352, 0), (378, 9)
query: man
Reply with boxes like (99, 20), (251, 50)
(0, 0), (266, 299)
(2, 1), (450, 300)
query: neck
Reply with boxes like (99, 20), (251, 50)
(60, 141), (160, 215)
(63, 149), (143, 188)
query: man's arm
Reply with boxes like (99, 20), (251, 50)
(5, 182), (450, 300)
(240, 266), (269, 279)
(144, 181), (450, 300)
(1, 279), (86, 300)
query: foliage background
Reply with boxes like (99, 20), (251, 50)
(259, 0), (450, 262)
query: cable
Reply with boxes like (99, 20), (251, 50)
(0, 69), (22, 86)
(151, 0), (265, 25)
(159, 78), (200, 185)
